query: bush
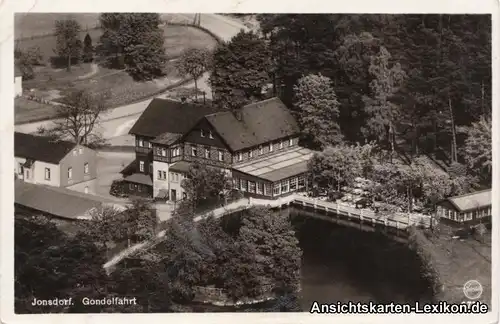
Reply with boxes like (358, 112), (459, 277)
(109, 179), (129, 198)
(473, 223), (487, 242)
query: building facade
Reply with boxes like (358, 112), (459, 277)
(436, 189), (492, 225)
(123, 97), (314, 200)
(14, 132), (98, 195)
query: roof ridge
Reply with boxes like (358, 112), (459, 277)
(448, 188), (491, 200)
(242, 97), (280, 110)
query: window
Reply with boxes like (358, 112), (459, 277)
(192, 146), (197, 157)
(209, 130), (214, 139)
(161, 148), (167, 156)
(290, 177), (297, 191)
(72, 150), (77, 156)
(129, 183), (134, 190)
(158, 170), (162, 180)
(273, 183), (281, 196)
(84, 186), (89, 194)
(218, 150), (224, 161)
(249, 181), (256, 193)
(281, 180), (289, 193)
(172, 147), (180, 157)
(298, 175), (305, 188)
(139, 161), (145, 172)
(205, 147), (210, 159)
(138, 185), (142, 192)
(201, 129), (205, 137)
(68, 167), (73, 180)
(18, 163), (23, 174)
(249, 150), (253, 158)
(269, 143), (273, 152)
(289, 138), (293, 146)
(162, 171), (166, 180)
(84, 162), (89, 174)
(43, 167), (50, 180)
(139, 139), (143, 147)
(279, 141), (284, 149)
(143, 141), (149, 148)
(240, 179), (247, 192)
(259, 145), (263, 155)
(238, 152), (243, 161)
(233, 178), (238, 189)
(26, 170), (30, 179)
(256, 182), (263, 195)
(149, 164), (153, 174)
(79, 147), (83, 154)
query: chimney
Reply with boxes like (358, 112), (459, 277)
(181, 97), (187, 103)
(234, 110), (242, 121)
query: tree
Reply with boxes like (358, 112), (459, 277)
(464, 116), (491, 182)
(83, 33), (94, 62)
(175, 47), (212, 102)
(98, 13), (167, 80)
(52, 89), (108, 145)
(120, 198), (159, 245)
(363, 46), (407, 156)
(15, 217), (107, 313)
(238, 207), (302, 294)
(181, 161), (232, 211)
(14, 45), (43, 80)
(54, 19), (82, 71)
(293, 73), (343, 148)
(210, 30), (272, 110)
(79, 205), (124, 257)
(308, 144), (376, 191)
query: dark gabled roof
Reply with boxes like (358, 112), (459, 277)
(15, 181), (103, 220)
(123, 173), (153, 186)
(205, 97), (299, 151)
(14, 132), (77, 164)
(151, 132), (183, 145)
(445, 189), (492, 212)
(128, 98), (220, 138)
(170, 161), (192, 173)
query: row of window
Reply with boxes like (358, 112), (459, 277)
(137, 139), (153, 148)
(72, 147), (84, 156)
(200, 129), (214, 139)
(439, 206), (492, 222)
(233, 174), (306, 197)
(44, 163), (89, 181)
(156, 147), (181, 157)
(156, 170), (182, 182)
(236, 138), (294, 162)
(191, 145), (225, 161)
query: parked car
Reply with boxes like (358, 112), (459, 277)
(355, 197), (373, 209)
(328, 191), (344, 201)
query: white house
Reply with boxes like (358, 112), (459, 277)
(15, 65), (22, 97)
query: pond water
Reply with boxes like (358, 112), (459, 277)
(192, 210), (433, 312)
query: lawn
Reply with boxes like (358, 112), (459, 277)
(14, 97), (59, 124)
(16, 25), (217, 63)
(428, 225), (492, 308)
(15, 20), (218, 124)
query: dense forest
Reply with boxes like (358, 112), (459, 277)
(210, 14), (492, 184)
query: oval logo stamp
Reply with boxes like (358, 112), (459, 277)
(463, 280), (483, 300)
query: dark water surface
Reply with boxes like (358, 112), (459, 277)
(195, 210), (433, 312)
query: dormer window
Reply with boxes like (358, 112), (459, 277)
(201, 129), (205, 137)
(161, 147), (167, 156)
(209, 130), (214, 139)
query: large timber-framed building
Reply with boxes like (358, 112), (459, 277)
(121, 97), (314, 201)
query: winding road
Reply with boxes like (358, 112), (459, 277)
(15, 14), (248, 141)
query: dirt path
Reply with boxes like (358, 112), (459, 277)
(77, 63), (99, 80)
